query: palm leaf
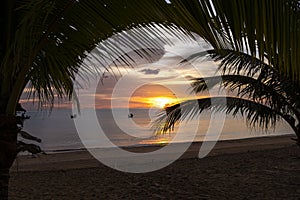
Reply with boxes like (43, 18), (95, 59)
(185, 48), (300, 109)
(191, 75), (296, 115)
(154, 96), (282, 134)
(0, 0), (190, 114)
(164, 0), (300, 81)
(209, 49), (300, 110)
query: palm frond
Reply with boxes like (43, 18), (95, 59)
(185, 48), (300, 109)
(154, 97), (282, 134)
(165, 0), (300, 81)
(0, 0), (193, 114)
(210, 49), (300, 108)
(191, 75), (295, 115)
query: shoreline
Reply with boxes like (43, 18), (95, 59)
(11, 134), (296, 172)
(33, 133), (292, 154)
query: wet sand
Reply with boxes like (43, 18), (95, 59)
(9, 135), (300, 199)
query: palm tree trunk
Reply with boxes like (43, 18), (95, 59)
(0, 168), (10, 199)
(282, 114), (300, 146)
(293, 125), (300, 146)
(0, 115), (19, 200)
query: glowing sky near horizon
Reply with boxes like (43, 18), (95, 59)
(20, 31), (218, 110)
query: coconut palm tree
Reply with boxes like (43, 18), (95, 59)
(2, 0), (300, 198)
(0, 0), (184, 198)
(0, 0), (234, 198)
(153, 0), (300, 142)
(155, 49), (300, 145)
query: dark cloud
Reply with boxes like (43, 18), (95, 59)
(139, 68), (160, 75)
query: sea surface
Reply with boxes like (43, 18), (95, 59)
(21, 108), (292, 152)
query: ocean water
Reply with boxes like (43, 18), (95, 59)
(21, 108), (292, 152)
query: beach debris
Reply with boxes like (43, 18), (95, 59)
(19, 131), (42, 143)
(17, 141), (45, 156)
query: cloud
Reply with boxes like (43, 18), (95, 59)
(139, 68), (160, 75)
(184, 75), (195, 80)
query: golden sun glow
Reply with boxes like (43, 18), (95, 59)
(150, 97), (178, 108)
(128, 84), (180, 109)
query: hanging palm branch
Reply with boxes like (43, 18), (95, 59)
(154, 96), (282, 133)
(0, 1), (195, 198)
(163, 0), (300, 82)
(155, 48), (300, 144)
(1, 0), (180, 114)
(190, 49), (300, 109)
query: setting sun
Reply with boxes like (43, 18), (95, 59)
(128, 84), (179, 109)
(150, 97), (177, 108)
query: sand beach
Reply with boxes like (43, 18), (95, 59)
(9, 135), (300, 199)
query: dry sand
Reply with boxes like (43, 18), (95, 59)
(9, 135), (300, 199)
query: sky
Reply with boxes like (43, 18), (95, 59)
(20, 29), (219, 111)
(81, 30), (221, 110)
